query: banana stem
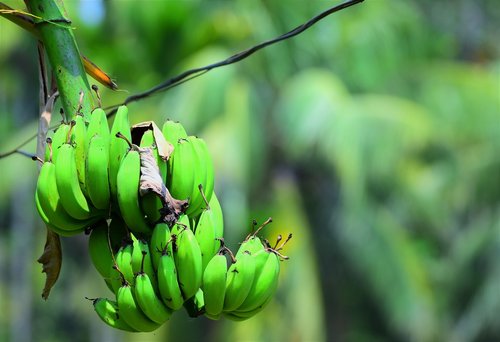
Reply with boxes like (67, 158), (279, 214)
(26, 0), (94, 121)
(198, 184), (210, 210)
(115, 132), (133, 148)
(245, 217), (273, 241)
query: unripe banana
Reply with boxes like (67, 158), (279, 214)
(186, 136), (215, 217)
(134, 272), (172, 324)
(150, 222), (173, 271)
(35, 190), (83, 236)
(224, 295), (274, 321)
(88, 218), (127, 284)
(183, 137), (207, 217)
(236, 236), (267, 273)
(45, 123), (70, 162)
(55, 143), (93, 220)
(116, 283), (161, 332)
(36, 161), (96, 232)
(109, 243), (135, 293)
(223, 250), (256, 312)
(70, 115), (88, 196)
(88, 220), (114, 280)
(91, 297), (137, 332)
(109, 105), (131, 201)
(236, 250), (280, 312)
(140, 130), (166, 224)
(86, 107), (110, 147)
(161, 119), (187, 146)
(116, 149), (151, 235)
(209, 193), (224, 243)
(86, 135), (110, 210)
(194, 207), (219, 271)
(202, 252), (228, 316)
(167, 138), (196, 204)
(130, 234), (158, 294)
(157, 242), (184, 311)
(235, 218), (271, 268)
(171, 216), (203, 300)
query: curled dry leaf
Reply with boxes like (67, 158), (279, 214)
(129, 122), (186, 226)
(137, 146), (187, 226)
(131, 121), (173, 160)
(37, 228), (62, 300)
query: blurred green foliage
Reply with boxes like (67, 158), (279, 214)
(1, 0), (499, 341)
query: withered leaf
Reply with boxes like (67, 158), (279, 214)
(137, 146), (187, 226)
(131, 121), (173, 161)
(37, 228), (62, 300)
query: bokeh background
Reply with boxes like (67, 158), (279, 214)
(1, 0), (499, 341)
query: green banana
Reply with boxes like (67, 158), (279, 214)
(201, 252), (228, 316)
(235, 218), (271, 260)
(116, 148), (151, 235)
(236, 250), (280, 312)
(35, 190), (83, 236)
(109, 105), (131, 201)
(195, 138), (215, 204)
(88, 220), (114, 279)
(36, 161), (95, 232)
(157, 240), (184, 311)
(86, 107), (110, 147)
(130, 234), (158, 294)
(185, 136), (215, 217)
(140, 130), (166, 224)
(116, 283), (161, 332)
(45, 123), (70, 162)
(88, 218), (127, 284)
(85, 135), (110, 210)
(55, 143), (93, 220)
(134, 272), (172, 324)
(91, 297), (137, 332)
(209, 193), (224, 242)
(238, 236), (265, 256)
(237, 233), (291, 312)
(109, 243), (135, 293)
(161, 119), (187, 147)
(171, 216), (203, 300)
(183, 136), (207, 217)
(224, 295), (274, 321)
(194, 206), (219, 271)
(223, 250), (256, 312)
(150, 222), (173, 271)
(70, 115), (88, 196)
(167, 138), (196, 204)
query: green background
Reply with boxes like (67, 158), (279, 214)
(1, 0), (499, 341)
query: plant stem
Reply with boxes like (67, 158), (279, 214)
(26, 0), (94, 121)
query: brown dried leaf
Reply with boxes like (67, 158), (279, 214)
(131, 121), (173, 160)
(37, 228), (62, 300)
(137, 147), (187, 226)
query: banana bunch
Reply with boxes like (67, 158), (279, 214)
(36, 106), (217, 236)
(88, 214), (290, 331)
(35, 109), (109, 237)
(33, 104), (291, 331)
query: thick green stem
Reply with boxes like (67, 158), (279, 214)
(27, 0), (93, 121)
